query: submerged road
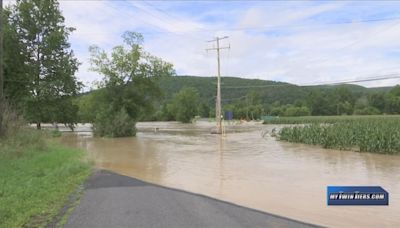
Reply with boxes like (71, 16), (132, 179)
(65, 170), (320, 228)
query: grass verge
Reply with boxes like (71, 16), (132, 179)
(0, 129), (91, 228)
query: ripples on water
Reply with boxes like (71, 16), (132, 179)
(59, 121), (400, 228)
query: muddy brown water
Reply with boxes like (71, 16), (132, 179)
(59, 121), (400, 227)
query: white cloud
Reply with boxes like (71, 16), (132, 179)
(8, 0), (400, 88)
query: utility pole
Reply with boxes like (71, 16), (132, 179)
(206, 36), (230, 134)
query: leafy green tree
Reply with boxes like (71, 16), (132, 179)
(168, 87), (200, 123)
(75, 89), (110, 123)
(353, 106), (380, 115)
(335, 86), (355, 104)
(354, 96), (369, 110)
(198, 102), (210, 118)
(89, 31), (175, 136)
(307, 90), (335, 115)
(385, 85), (400, 114)
(284, 106), (311, 117)
(337, 101), (353, 115)
(367, 93), (385, 112)
(270, 106), (284, 116)
(5, 0), (81, 129)
(3, 7), (30, 109)
(54, 97), (79, 130)
(244, 90), (262, 119)
(333, 86), (355, 115)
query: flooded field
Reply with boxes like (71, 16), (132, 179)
(60, 121), (400, 227)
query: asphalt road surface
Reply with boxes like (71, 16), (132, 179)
(65, 170), (321, 228)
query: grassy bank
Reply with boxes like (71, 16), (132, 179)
(263, 115), (400, 124)
(0, 129), (91, 228)
(277, 119), (400, 154)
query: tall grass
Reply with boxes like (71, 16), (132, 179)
(278, 119), (400, 154)
(0, 102), (91, 227)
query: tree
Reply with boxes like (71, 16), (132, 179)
(334, 86), (355, 115)
(385, 85), (400, 114)
(368, 93), (385, 112)
(168, 87), (200, 123)
(306, 90), (335, 115)
(3, 6), (30, 112)
(284, 106), (311, 117)
(89, 31), (175, 137)
(353, 106), (380, 115)
(5, 0), (81, 129)
(244, 90), (262, 119)
(198, 102), (210, 118)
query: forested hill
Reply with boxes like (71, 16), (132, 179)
(76, 75), (398, 121)
(156, 75), (392, 106)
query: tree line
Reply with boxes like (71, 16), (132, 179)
(119, 78), (400, 122)
(2, 0), (174, 137)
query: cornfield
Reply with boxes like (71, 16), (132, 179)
(275, 117), (400, 154)
(264, 115), (400, 125)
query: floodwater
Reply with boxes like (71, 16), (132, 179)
(59, 121), (400, 227)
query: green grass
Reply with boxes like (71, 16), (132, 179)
(263, 115), (400, 124)
(276, 118), (400, 154)
(0, 130), (91, 228)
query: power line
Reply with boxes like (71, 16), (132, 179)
(219, 73), (400, 89)
(142, 1), (182, 23)
(130, 14), (400, 35)
(221, 84), (291, 89)
(200, 16), (400, 33)
(303, 73), (400, 86)
(140, 1), (393, 36)
(55, 6), (400, 37)
(104, 1), (206, 42)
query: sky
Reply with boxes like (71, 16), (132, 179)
(5, 0), (400, 89)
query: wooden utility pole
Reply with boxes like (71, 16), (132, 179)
(206, 36), (230, 134)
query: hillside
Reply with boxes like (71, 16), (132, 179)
(156, 75), (392, 106)
(75, 75), (396, 121)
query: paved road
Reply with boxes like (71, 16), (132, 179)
(65, 170), (321, 228)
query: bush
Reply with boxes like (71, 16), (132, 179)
(353, 106), (380, 115)
(168, 87), (200, 123)
(0, 101), (47, 158)
(93, 108), (136, 137)
(283, 106), (311, 117)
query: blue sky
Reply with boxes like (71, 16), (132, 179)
(6, 0), (400, 89)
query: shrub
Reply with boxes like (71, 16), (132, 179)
(168, 87), (200, 123)
(353, 106), (380, 115)
(283, 106), (311, 117)
(93, 108), (136, 137)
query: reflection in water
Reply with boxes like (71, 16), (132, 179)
(60, 121), (400, 228)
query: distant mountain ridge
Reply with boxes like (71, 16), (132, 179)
(156, 75), (393, 105)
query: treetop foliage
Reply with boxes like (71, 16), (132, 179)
(4, 0), (81, 128)
(87, 31), (175, 136)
